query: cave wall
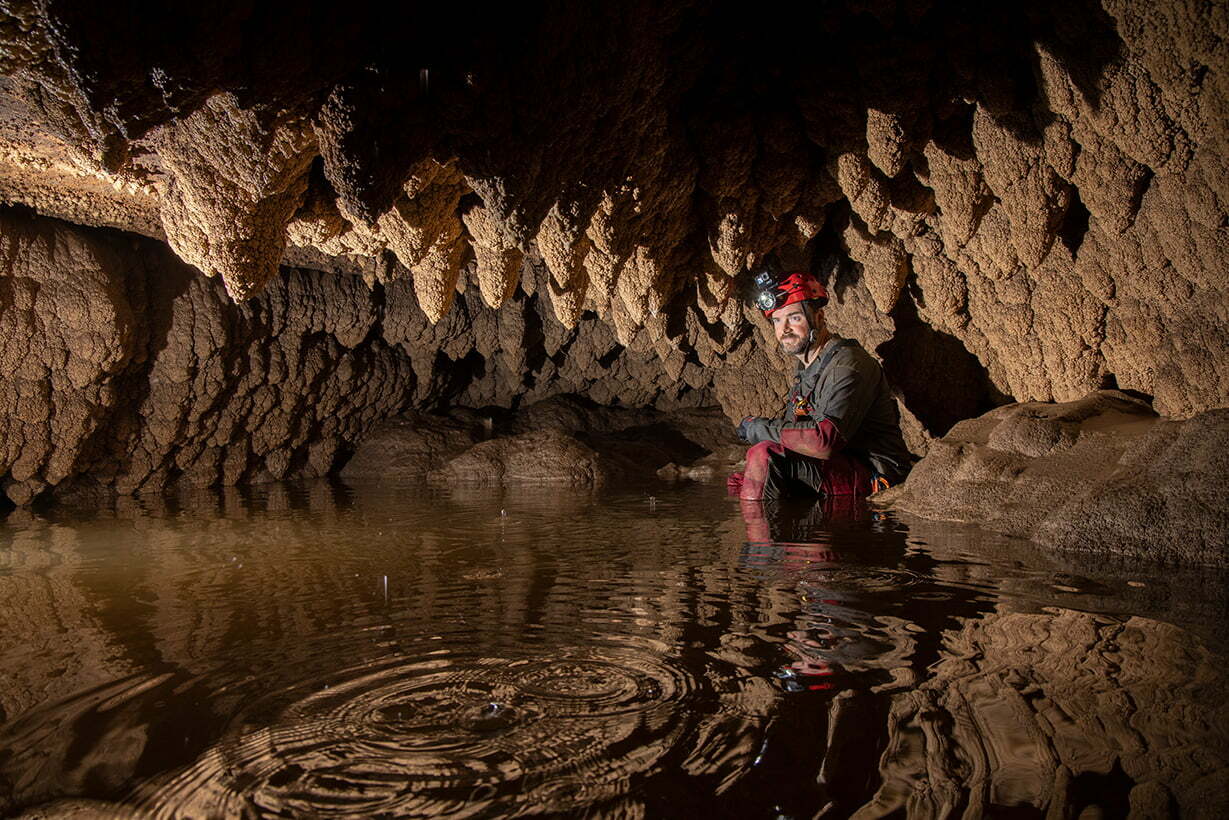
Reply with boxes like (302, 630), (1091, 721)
(0, 209), (788, 505)
(0, 0), (1227, 499)
(0, 209), (411, 504)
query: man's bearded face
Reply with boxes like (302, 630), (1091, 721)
(771, 303), (812, 355)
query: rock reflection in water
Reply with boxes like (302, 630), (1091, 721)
(0, 480), (1225, 817)
(861, 610), (1229, 818)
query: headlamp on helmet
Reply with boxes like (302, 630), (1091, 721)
(751, 269), (829, 316)
(753, 271), (780, 311)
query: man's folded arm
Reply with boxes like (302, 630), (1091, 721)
(743, 416), (846, 459)
(779, 417), (845, 458)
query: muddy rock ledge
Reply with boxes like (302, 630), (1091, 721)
(877, 391), (1229, 567)
(342, 395), (742, 488)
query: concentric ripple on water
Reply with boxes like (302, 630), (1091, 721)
(3, 479), (1226, 818)
(134, 647), (700, 817)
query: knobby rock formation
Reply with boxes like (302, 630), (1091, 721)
(0, 1), (1226, 512)
(880, 390), (1229, 565)
(0, 210), (750, 505)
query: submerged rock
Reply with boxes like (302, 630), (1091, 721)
(391, 396), (744, 487)
(427, 429), (608, 487)
(340, 412), (482, 480)
(879, 390), (1229, 566)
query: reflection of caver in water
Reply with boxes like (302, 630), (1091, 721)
(738, 495), (866, 552)
(737, 497), (852, 692)
(738, 500), (895, 695)
(727, 269), (912, 501)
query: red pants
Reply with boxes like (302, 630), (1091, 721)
(728, 442), (872, 501)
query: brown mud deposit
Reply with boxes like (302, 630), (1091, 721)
(880, 391), (1229, 566)
(0, 0), (1226, 565)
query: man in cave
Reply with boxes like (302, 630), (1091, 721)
(728, 269), (912, 501)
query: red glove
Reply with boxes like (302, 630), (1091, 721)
(726, 471), (745, 495)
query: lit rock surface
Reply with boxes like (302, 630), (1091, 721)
(0, 1), (1225, 421)
(878, 391), (1229, 566)
(0, 210), (757, 505)
(0, 209), (415, 505)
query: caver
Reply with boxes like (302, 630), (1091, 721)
(729, 269), (912, 501)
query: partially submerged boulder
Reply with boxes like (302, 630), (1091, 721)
(427, 429), (607, 487)
(352, 396), (742, 488)
(879, 390), (1229, 566)
(340, 411), (482, 480)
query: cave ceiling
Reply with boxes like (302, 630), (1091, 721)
(1, 0), (1227, 420)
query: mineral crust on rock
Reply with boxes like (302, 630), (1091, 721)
(878, 390), (1229, 566)
(0, 211), (759, 505)
(0, 1), (1227, 540)
(0, 0), (1224, 427)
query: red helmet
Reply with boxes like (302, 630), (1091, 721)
(754, 270), (829, 316)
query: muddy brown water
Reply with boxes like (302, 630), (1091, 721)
(1, 479), (1226, 818)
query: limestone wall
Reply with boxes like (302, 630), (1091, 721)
(0, 1), (1227, 501)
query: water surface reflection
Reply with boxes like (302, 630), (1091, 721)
(0, 480), (1225, 817)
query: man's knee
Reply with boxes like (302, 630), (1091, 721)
(745, 440), (782, 464)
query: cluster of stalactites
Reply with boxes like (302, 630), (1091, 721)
(147, 93), (777, 331)
(3, 0), (1228, 420)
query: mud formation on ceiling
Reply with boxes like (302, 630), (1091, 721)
(1, 0), (1227, 505)
(0, 209), (734, 505)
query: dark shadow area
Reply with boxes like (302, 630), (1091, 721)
(1098, 372), (1156, 407)
(1067, 761), (1136, 818)
(930, 100), (979, 161)
(1128, 165), (1155, 226)
(0, 480), (15, 517)
(581, 421), (711, 475)
(596, 343), (624, 370)
(427, 349), (486, 413)
(1058, 187), (1091, 257)
(878, 284), (1008, 438)
(519, 293), (549, 387)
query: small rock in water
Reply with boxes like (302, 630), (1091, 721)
(468, 701), (516, 731)
(685, 464), (715, 481)
(657, 463), (681, 480)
